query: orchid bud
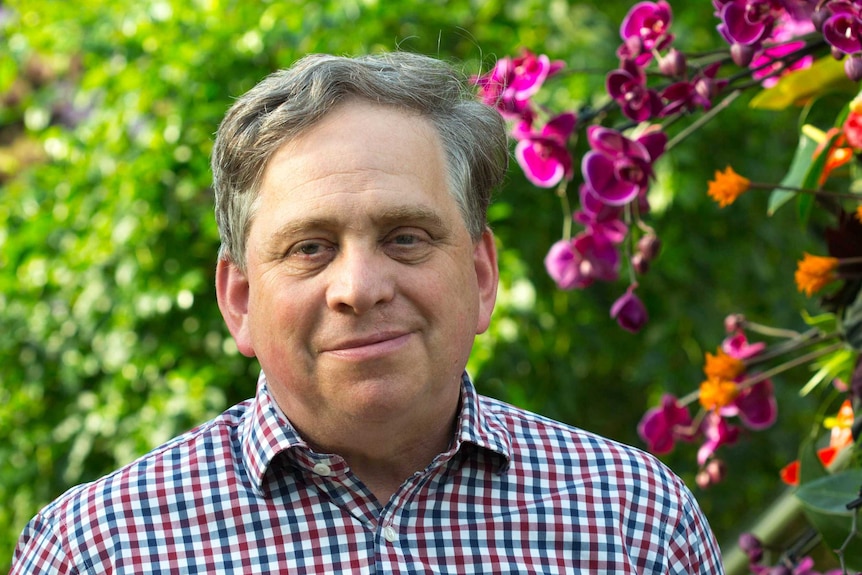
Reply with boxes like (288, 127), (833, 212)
(811, 7), (830, 32)
(610, 286), (648, 333)
(737, 532), (763, 563)
(631, 253), (649, 275)
(730, 43), (755, 68)
(846, 55), (862, 82)
(636, 233), (661, 261)
(658, 48), (686, 77)
(705, 458), (726, 484)
(724, 314), (746, 333)
(695, 469), (711, 489)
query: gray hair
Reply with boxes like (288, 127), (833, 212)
(211, 51), (508, 272)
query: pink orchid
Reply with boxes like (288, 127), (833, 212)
(582, 126), (667, 206)
(619, 1), (675, 66)
(514, 112), (577, 187)
(473, 50), (564, 120)
(722, 379), (778, 430)
(697, 412), (741, 465)
(637, 394), (695, 454)
(544, 219), (626, 290)
(721, 331), (766, 359)
(606, 59), (663, 122)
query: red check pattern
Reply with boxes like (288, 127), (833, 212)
(12, 372), (724, 573)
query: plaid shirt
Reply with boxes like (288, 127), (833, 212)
(12, 372), (724, 574)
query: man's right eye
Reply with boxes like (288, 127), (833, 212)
(286, 240), (334, 259)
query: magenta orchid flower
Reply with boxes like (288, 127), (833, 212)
(575, 184), (623, 223)
(724, 379), (778, 430)
(606, 59), (663, 122)
(660, 63), (727, 116)
(620, 1), (675, 66)
(514, 112), (576, 188)
(637, 394), (695, 454)
(750, 13), (815, 87)
(544, 218), (626, 290)
(582, 126), (667, 206)
(714, 0), (778, 48)
(721, 331), (766, 359)
(473, 50), (564, 120)
(610, 285), (649, 333)
(697, 412), (740, 465)
(822, 2), (862, 55)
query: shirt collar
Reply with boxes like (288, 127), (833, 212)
(239, 371), (307, 497)
(240, 371), (512, 496)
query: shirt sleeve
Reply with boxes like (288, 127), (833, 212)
(668, 480), (725, 574)
(9, 513), (78, 575)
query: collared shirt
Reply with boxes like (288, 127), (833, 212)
(12, 372), (724, 574)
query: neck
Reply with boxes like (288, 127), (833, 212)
(284, 394), (461, 505)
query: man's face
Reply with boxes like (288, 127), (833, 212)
(217, 100), (498, 439)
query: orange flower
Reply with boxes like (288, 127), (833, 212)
(779, 400), (854, 486)
(855, 204), (862, 224)
(824, 399), (855, 450)
(703, 348), (745, 381)
(699, 377), (739, 411)
(812, 127), (853, 184)
(794, 252), (839, 296)
(707, 166), (750, 208)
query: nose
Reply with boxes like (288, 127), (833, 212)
(324, 244), (395, 315)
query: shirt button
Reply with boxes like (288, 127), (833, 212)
(382, 526), (398, 542)
(312, 463), (332, 477)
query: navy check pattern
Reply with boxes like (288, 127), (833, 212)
(12, 373), (724, 573)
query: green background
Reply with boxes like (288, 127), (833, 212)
(0, 0), (834, 569)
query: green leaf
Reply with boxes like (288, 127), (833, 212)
(799, 348), (857, 396)
(801, 310), (839, 331)
(768, 133), (817, 216)
(796, 469), (862, 569)
(797, 436), (829, 485)
(750, 56), (853, 111)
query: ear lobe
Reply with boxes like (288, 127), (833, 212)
(473, 228), (499, 335)
(215, 259), (256, 357)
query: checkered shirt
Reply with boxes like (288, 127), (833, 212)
(12, 372), (724, 574)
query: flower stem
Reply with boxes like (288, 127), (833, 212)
(751, 182), (862, 201)
(557, 181), (572, 241)
(742, 320), (804, 339)
(665, 89), (742, 152)
(744, 329), (838, 367)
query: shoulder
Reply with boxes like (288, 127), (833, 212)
(11, 400), (252, 573)
(479, 392), (695, 507)
(477, 394), (724, 572)
(481, 393), (671, 475)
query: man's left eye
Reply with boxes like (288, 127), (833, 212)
(392, 233), (419, 245)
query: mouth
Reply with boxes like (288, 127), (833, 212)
(320, 331), (413, 360)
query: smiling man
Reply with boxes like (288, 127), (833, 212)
(12, 52), (724, 573)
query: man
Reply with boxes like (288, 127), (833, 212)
(12, 52), (724, 573)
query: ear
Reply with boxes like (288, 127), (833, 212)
(215, 258), (256, 357)
(473, 228), (499, 335)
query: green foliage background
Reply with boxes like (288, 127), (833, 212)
(0, 0), (831, 568)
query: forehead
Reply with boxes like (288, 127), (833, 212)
(275, 101), (443, 179)
(252, 100), (461, 233)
